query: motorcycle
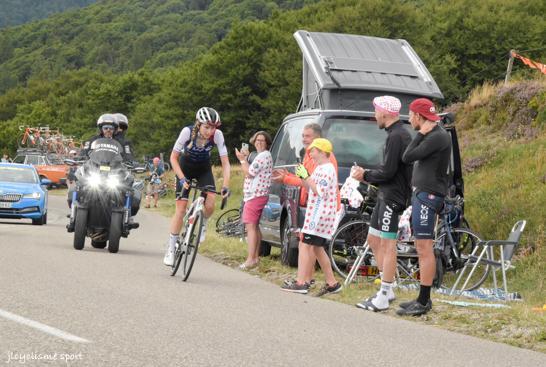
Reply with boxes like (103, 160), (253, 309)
(65, 138), (145, 253)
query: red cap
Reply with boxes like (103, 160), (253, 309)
(409, 98), (440, 122)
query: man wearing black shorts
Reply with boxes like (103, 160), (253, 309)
(351, 96), (412, 312)
(398, 98), (452, 316)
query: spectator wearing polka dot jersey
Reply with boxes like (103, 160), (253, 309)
(235, 131), (273, 270)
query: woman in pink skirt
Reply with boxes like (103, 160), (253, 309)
(235, 131), (273, 269)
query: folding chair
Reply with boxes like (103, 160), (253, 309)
(450, 220), (526, 300)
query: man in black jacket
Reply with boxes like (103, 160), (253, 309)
(351, 96), (412, 312)
(398, 98), (452, 316)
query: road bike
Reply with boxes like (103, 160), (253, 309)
(171, 180), (227, 281)
(331, 195), (490, 291)
(215, 201), (245, 238)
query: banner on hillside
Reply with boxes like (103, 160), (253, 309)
(511, 51), (546, 75)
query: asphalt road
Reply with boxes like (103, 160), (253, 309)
(0, 195), (544, 366)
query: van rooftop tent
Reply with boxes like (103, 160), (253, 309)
(294, 30), (443, 114)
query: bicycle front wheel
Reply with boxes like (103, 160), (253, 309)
(328, 219), (369, 279)
(180, 212), (203, 281)
(436, 227), (490, 291)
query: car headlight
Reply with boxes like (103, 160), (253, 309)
(23, 192), (41, 199)
(87, 172), (102, 189)
(106, 175), (121, 190)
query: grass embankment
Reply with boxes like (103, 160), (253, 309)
(143, 79), (546, 352)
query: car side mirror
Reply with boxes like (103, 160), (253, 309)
(41, 178), (52, 185)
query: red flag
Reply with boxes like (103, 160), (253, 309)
(511, 51), (546, 75)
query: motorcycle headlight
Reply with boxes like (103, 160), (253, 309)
(106, 175), (121, 190)
(87, 172), (102, 189)
(23, 192), (41, 199)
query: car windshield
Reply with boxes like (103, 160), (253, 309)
(0, 166), (38, 183)
(323, 117), (415, 167)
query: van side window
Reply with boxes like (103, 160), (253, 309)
(271, 117), (315, 166)
(323, 117), (388, 167)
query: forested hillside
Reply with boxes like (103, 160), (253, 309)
(0, 0), (544, 156)
(0, 0), (96, 29)
(0, 0), (317, 93)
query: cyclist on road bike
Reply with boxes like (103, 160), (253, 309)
(163, 107), (231, 266)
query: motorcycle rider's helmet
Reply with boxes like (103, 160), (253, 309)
(196, 107), (221, 127)
(96, 114), (118, 133)
(114, 113), (129, 131)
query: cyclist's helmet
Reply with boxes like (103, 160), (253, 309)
(96, 113), (118, 131)
(114, 113), (129, 131)
(196, 107), (221, 127)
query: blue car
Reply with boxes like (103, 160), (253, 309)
(0, 163), (50, 225)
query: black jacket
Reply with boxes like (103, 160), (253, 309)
(363, 121), (413, 206)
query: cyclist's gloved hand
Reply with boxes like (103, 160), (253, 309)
(179, 176), (190, 190)
(221, 187), (231, 198)
(295, 164), (309, 180)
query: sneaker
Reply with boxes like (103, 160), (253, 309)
(281, 281), (310, 294)
(163, 249), (175, 266)
(396, 299), (432, 316)
(399, 299), (433, 310)
(283, 277), (316, 288)
(316, 282), (342, 297)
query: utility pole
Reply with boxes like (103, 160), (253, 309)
(505, 50), (515, 85)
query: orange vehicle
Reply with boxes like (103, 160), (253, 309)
(12, 149), (68, 186)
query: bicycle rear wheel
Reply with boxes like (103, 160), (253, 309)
(180, 212), (203, 281)
(328, 219), (369, 279)
(436, 227), (490, 291)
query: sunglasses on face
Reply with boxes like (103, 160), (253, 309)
(102, 126), (115, 131)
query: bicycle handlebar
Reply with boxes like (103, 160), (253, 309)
(187, 180), (228, 210)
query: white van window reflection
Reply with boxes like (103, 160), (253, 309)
(272, 117), (315, 166)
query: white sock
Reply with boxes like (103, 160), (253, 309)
(371, 281), (391, 309)
(168, 233), (179, 252)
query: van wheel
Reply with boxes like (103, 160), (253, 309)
(281, 219), (298, 267)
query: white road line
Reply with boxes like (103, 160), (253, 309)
(0, 309), (91, 343)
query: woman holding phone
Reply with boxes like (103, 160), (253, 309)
(235, 131), (273, 269)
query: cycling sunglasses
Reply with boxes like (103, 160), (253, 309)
(102, 125), (115, 131)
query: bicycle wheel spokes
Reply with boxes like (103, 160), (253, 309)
(181, 213), (202, 281)
(329, 220), (369, 279)
(438, 227), (490, 291)
(171, 241), (185, 276)
(215, 209), (240, 234)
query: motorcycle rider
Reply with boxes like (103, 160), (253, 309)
(113, 113), (135, 163)
(80, 114), (122, 159)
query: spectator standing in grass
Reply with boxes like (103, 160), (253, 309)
(272, 123), (339, 287)
(351, 96), (412, 312)
(281, 138), (342, 296)
(398, 98), (451, 316)
(235, 131), (273, 270)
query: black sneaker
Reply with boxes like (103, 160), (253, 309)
(316, 282), (342, 297)
(399, 299), (418, 309)
(396, 299), (432, 316)
(281, 281), (310, 294)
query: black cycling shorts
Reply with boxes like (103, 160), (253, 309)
(175, 156), (216, 200)
(369, 198), (404, 240)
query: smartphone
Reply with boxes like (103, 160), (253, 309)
(241, 142), (249, 151)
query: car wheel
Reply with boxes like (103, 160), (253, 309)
(281, 218), (298, 267)
(32, 212), (47, 225)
